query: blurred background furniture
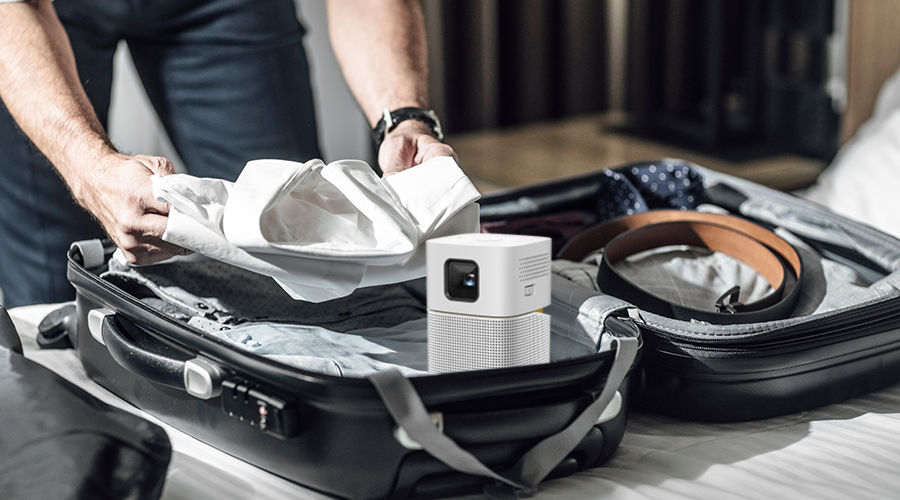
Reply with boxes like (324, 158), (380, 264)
(106, 0), (900, 194)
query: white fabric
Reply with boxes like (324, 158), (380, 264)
(12, 303), (900, 500)
(802, 67), (900, 238)
(152, 156), (480, 302)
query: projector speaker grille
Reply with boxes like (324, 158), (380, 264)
(427, 311), (550, 373)
(518, 253), (550, 282)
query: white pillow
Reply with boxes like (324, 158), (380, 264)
(802, 67), (900, 238)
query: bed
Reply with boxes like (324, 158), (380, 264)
(10, 302), (900, 500)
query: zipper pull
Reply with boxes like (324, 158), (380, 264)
(599, 309), (643, 352)
(626, 307), (643, 322)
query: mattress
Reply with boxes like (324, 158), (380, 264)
(11, 303), (900, 499)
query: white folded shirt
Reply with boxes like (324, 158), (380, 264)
(152, 156), (480, 301)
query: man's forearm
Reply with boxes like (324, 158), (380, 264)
(0, 0), (116, 197)
(327, 0), (429, 127)
(327, 0), (455, 175)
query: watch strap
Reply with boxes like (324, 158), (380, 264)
(372, 107), (445, 148)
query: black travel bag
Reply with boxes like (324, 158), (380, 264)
(0, 306), (171, 500)
(480, 159), (900, 422)
(66, 233), (639, 496)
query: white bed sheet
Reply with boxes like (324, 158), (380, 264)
(11, 303), (900, 500)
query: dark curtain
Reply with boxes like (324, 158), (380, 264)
(423, 0), (610, 134)
(625, 0), (838, 160)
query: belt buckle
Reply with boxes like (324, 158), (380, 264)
(715, 285), (743, 314)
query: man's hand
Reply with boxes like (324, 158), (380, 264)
(70, 154), (188, 265)
(378, 120), (458, 176)
(0, 3), (187, 265)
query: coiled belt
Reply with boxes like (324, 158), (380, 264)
(558, 210), (803, 324)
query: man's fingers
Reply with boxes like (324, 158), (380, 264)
(141, 213), (170, 239)
(139, 214), (191, 256)
(141, 185), (169, 215)
(135, 155), (177, 176)
(146, 198), (170, 215)
(126, 161), (171, 214)
(415, 139), (457, 165)
(379, 137), (417, 176)
(117, 248), (139, 265)
(145, 240), (193, 260)
(380, 133), (459, 176)
(126, 242), (188, 265)
(114, 213), (176, 264)
(120, 235), (191, 266)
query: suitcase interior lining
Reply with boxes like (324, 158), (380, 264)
(100, 260), (597, 378)
(483, 163), (900, 336)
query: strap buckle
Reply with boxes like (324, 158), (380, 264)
(715, 285), (743, 314)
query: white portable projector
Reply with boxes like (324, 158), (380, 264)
(426, 233), (552, 373)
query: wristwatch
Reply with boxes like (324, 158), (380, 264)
(371, 107), (445, 149)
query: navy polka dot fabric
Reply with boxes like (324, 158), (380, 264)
(596, 160), (707, 221)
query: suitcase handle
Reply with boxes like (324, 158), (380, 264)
(369, 316), (639, 495)
(101, 314), (187, 390)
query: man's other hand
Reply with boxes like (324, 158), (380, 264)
(71, 153), (189, 265)
(378, 120), (458, 176)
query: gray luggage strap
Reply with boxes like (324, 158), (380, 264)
(368, 334), (638, 494)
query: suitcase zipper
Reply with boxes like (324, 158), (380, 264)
(551, 278), (900, 355)
(633, 295), (900, 354)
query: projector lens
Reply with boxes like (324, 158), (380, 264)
(445, 259), (479, 302)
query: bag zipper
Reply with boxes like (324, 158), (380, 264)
(634, 295), (900, 354)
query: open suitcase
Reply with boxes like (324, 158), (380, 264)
(65, 158), (900, 497)
(66, 215), (640, 495)
(479, 159), (900, 422)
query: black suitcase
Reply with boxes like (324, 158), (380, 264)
(67, 240), (638, 499)
(0, 306), (171, 500)
(480, 159), (900, 422)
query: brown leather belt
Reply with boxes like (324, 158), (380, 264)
(558, 210), (803, 324)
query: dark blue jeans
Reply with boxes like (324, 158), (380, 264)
(0, 0), (320, 307)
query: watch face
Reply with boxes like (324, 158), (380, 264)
(424, 109), (445, 141)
